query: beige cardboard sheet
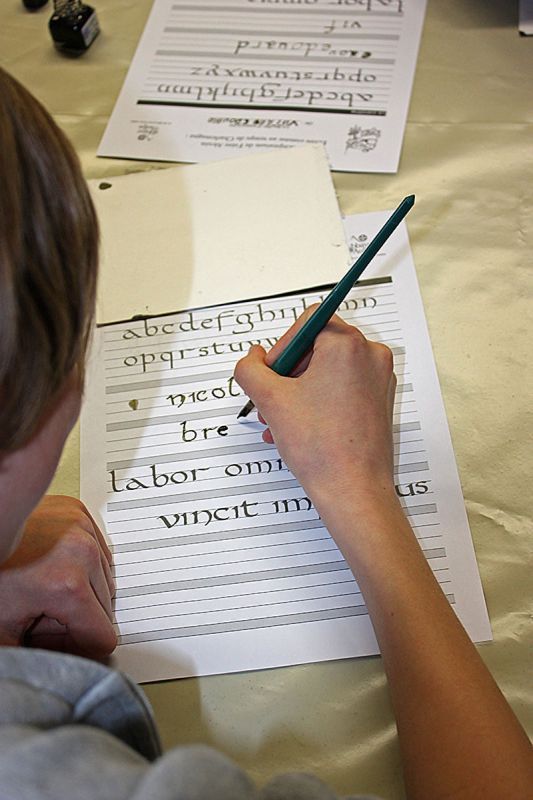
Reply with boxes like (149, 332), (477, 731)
(1, 2), (531, 798)
(90, 145), (348, 324)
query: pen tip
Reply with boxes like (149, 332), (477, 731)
(406, 194), (415, 205)
(237, 399), (255, 420)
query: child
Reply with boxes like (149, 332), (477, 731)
(0, 67), (531, 800)
(0, 64), (115, 658)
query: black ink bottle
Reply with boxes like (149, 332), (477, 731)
(23, 0), (49, 10)
(49, 0), (100, 56)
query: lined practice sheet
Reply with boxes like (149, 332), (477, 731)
(80, 211), (491, 683)
(98, 0), (427, 172)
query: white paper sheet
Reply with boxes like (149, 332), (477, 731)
(520, 0), (533, 34)
(98, 0), (427, 173)
(89, 145), (348, 325)
(80, 211), (491, 683)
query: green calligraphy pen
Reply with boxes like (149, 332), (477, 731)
(237, 194), (415, 419)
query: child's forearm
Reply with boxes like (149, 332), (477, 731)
(312, 483), (533, 800)
(234, 319), (533, 798)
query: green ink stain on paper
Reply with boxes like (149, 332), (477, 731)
(128, 399), (139, 411)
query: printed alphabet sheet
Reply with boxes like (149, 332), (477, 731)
(80, 211), (491, 683)
(98, 0), (427, 172)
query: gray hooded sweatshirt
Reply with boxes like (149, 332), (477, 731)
(0, 648), (381, 800)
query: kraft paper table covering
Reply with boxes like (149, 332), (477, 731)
(1, 2), (531, 798)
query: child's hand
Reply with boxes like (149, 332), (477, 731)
(0, 495), (116, 660)
(234, 310), (396, 503)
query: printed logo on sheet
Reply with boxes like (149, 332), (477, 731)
(348, 234), (369, 258)
(345, 126), (381, 153)
(136, 122), (160, 142)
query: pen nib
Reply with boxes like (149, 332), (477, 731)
(237, 399), (255, 419)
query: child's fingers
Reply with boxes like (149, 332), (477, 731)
(262, 429), (274, 444)
(264, 308), (358, 376)
(234, 345), (286, 411)
(263, 304), (320, 368)
(82, 506), (115, 598)
(64, 597), (118, 659)
(82, 503), (113, 564)
(256, 411), (274, 442)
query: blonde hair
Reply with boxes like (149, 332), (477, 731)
(0, 67), (99, 449)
